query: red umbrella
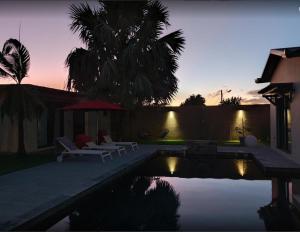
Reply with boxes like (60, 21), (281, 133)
(62, 100), (125, 144)
(62, 100), (125, 111)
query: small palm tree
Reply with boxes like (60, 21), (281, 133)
(0, 38), (44, 155)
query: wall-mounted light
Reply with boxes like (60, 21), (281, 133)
(237, 110), (245, 119)
(168, 110), (175, 119)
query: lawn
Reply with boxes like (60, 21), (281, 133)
(0, 150), (56, 176)
(139, 139), (242, 146)
(139, 139), (186, 145)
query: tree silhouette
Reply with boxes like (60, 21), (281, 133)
(66, 1), (185, 108)
(220, 96), (242, 106)
(69, 175), (180, 230)
(180, 94), (205, 106)
(0, 39), (44, 154)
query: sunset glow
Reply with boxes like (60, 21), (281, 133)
(1, 1), (298, 105)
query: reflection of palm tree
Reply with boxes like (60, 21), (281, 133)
(145, 180), (180, 230)
(69, 175), (180, 230)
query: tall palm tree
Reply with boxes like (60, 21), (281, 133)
(66, 0), (185, 107)
(0, 38), (44, 155)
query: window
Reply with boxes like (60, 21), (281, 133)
(37, 110), (48, 148)
(37, 107), (55, 148)
(276, 95), (291, 153)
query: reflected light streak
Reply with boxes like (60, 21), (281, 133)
(167, 157), (178, 175)
(236, 159), (247, 176)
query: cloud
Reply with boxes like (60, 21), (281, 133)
(246, 89), (263, 96)
(242, 89), (269, 104)
(241, 97), (268, 105)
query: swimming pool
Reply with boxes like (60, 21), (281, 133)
(48, 156), (299, 231)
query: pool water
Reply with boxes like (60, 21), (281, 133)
(48, 156), (300, 231)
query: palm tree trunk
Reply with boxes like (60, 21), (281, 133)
(17, 109), (26, 155)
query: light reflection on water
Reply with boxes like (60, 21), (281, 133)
(47, 156), (297, 231)
(236, 159), (247, 176)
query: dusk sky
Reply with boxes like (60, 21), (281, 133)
(1, 0), (300, 105)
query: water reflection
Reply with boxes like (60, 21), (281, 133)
(236, 159), (247, 177)
(69, 176), (180, 231)
(48, 157), (300, 231)
(167, 157), (179, 175)
(140, 156), (265, 180)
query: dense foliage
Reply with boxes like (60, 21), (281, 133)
(180, 94), (205, 106)
(66, 1), (185, 107)
(220, 96), (242, 106)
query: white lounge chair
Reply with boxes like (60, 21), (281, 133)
(83, 141), (126, 156)
(103, 135), (138, 151)
(56, 137), (112, 163)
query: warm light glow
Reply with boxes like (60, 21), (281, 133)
(237, 110), (245, 119)
(163, 110), (182, 139)
(231, 110), (247, 139)
(167, 157), (178, 174)
(169, 111), (175, 119)
(236, 159), (247, 176)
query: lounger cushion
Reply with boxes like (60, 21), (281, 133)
(75, 134), (92, 148)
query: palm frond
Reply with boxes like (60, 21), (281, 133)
(69, 2), (99, 45)
(159, 30), (185, 54)
(2, 38), (30, 83)
(0, 52), (14, 78)
(65, 48), (98, 92)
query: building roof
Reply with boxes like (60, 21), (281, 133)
(258, 83), (294, 95)
(0, 84), (83, 105)
(256, 47), (300, 83)
(63, 100), (125, 111)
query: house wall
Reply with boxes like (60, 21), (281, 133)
(266, 57), (300, 205)
(272, 57), (300, 84)
(0, 116), (41, 153)
(270, 104), (277, 148)
(270, 57), (300, 161)
(0, 115), (18, 153)
(121, 105), (270, 141)
(63, 111), (73, 140)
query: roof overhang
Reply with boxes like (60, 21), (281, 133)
(256, 47), (300, 84)
(258, 83), (294, 105)
(62, 100), (125, 111)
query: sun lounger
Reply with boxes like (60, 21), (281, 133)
(56, 137), (112, 163)
(103, 135), (138, 151)
(83, 141), (126, 156)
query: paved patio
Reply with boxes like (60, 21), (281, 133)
(0, 144), (186, 231)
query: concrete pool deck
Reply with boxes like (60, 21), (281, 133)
(0, 144), (186, 231)
(2, 143), (300, 230)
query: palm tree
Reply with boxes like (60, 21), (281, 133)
(0, 38), (44, 155)
(66, 1), (185, 107)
